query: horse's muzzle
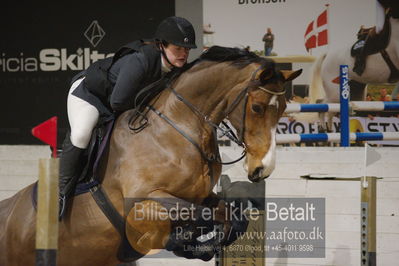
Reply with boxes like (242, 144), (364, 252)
(248, 167), (270, 182)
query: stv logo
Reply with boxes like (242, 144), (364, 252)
(84, 20), (106, 47)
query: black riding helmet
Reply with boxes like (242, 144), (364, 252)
(154, 16), (197, 49)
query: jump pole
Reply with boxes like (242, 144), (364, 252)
(276, 132), (399, 144)
(35, 158), (59, 266)
(361, 176), (377, 266)
(32, 117), (59, 266)
(283, 63), (399, 145)
(285, 101), (399, 113)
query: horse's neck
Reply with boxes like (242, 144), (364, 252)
(163, 62), (253, 125)
(101, 63), (253, 202)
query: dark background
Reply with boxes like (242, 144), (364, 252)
(0, 0), (174, 144)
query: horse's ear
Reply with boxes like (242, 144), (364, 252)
(281, 69), (303, 82)
(254, 67), (273, 81)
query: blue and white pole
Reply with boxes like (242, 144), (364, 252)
(285, 101), (399, 113)
(285, 103), (340, 113)
(276, 132), (399, 144)
(340, 65), (350, 147)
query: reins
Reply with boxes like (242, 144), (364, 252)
(146, 66), (286, 166)
(147, 87), (248, 166)
(167, 87), (248, 165)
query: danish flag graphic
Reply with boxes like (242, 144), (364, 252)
(304, 8), (329, 52)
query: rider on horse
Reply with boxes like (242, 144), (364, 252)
(352, 0), (399, 75)
(59, 16), (197, 219)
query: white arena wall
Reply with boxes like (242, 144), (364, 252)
(1, 145), (398, 266)
(221, 146), (399, 266)
(0, 145), (50, 200)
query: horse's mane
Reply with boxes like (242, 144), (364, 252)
(176, 46), (277, 85)
(130, 46), (277, 121)
(198, 46), (264, 67)
(134, 46), (276, 107)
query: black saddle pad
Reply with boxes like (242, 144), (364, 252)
(77, 119), (115, 186)
(31, 118), (115, 210)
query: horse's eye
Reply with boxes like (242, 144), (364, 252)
(251, 104), (264, 114)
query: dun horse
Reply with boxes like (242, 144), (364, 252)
(0, 46), (301, 265)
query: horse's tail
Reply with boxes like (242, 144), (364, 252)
(290, 53), (326, 122)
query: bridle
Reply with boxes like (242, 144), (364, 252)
(221, 66), (286, 151)
(146, 66), (286, 183)
(148, 66), (286, 163)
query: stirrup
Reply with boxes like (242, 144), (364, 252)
(59, 195), (67, 220)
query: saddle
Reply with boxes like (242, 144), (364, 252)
(352, 26), (389, 57)
(351, 15), (399, 82)
(76, 65), (189, 187)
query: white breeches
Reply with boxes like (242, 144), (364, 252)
(67, 78), (99, 149)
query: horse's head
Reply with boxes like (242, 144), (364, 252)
(161, 46), (301, 183)
(228, 61), (302, 182)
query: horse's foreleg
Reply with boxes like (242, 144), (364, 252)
(125, 191), (216, 253)
(127, 190), (234, 260)
(202, 192), (228, 225)
(325, 113), (333, 147)
(318, 112), (327, 132)
(327, 113), (335, 133)
(125, 198), (172, 255)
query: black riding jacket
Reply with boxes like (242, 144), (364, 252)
(71, 43), (162, 116)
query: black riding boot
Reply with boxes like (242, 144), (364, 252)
(59, 135), (85, 219)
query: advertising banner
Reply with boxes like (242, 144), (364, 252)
(278, 116), (399, 145)
(0, 0), (174, 144)
(203, 0), (375, 56)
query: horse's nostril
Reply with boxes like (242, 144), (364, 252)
(249, 167), (265, 183)
(253, 167), (264, 177)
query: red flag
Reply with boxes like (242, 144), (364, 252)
(317, 10), (327, 27)
(304, 20), (317, 51)
(304, 8), (328, 52)
(305, 34), (316, 51)
(317, 9), (328, 46)
(305, 21), (313, 37)
(32, 116), (58, 157)
(318, 30), (328, 46)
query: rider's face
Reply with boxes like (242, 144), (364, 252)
(163, 44), (190, 68)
